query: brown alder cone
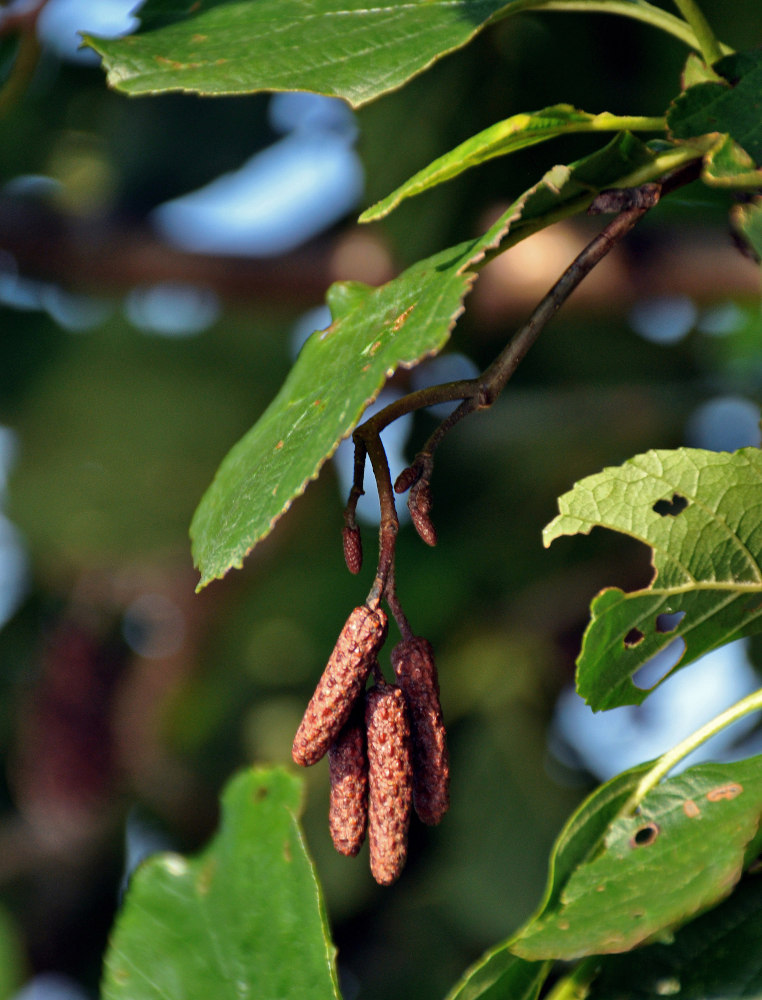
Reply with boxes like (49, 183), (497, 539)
(365, 684), (413, 886)
(342, 524), (363, 575)
(328, 709), (368, 856)
(292, 605), (388, 767)
(391, 636), (449, 825)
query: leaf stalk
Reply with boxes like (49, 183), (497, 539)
(623, 684), (762, 815)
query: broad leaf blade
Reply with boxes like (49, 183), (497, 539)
(512, 757), (762, 961)
(191, 133), (670, 589)
(84, 0), (512, 108)
(543, 448), (762, 710)
(589, 875), (762, 999)
(668, 50), (762, 165)
(103, 767), (340, 1000)
(360, 107), (664, 222)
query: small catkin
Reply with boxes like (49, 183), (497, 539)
(409, 481), (437, 546)
(391, 636), (449, 826)
(365, 684), (413, 886)
(292, 605), (388, 767)
(342, 524), (363, 575)
(328, 710), (368, 856)
(394, 465), (419, 494)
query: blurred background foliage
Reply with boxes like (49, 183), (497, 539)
(0, 2), (761, 999)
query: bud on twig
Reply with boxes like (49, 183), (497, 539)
(342, 524), (363, 575)
(392, 637), (449, 826)
(409, 480), (437, 546)
(365, 684), (413, 885)
(394, 465), (420, 494)
(292, 606), (388, 767)
(328, 710), (368, 856)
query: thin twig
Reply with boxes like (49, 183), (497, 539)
(345, 181), (668, 629)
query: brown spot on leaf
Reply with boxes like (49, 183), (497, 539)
(392, 305), (415, 331)
(275, 440), (284, 450)
(683, 799), (701, 818)
(283, 840), (292, 862)
(706, 782), (743, 802)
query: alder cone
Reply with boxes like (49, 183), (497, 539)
(391, 637), (449, 825)
(365, 684), (413, 886)
(328, 710), (368, 856)
(292, 605), (388, 767)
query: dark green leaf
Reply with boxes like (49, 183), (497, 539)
(84, 0), (512, 108)
(589, 874), (762, 999)
(668, 50), (762, 165)
(102, 767), (340, 1000)
(512, 756), (762, 961)
(544, 448), (762, 710)
(360, 106), (665, 222)
(191, 134), (673, 589)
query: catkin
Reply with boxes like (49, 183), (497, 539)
(409, 481), (437, 546)
(328, 710), (368, 856)
(292, 605), (387, 767)
(391, 637), (449, 826)
(342, 524), (363, 575)
(365, 684), (413, 886)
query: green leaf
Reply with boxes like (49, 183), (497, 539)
(543, 447), (762, 710)
(668, 50), (762, 165)
(702, 134), (762, 188)
(589, 874), (762, 999)
(732, 197), (762, 262)
(191, 133), (676, 589)
(84, 0), (512, 108)
(102, 767), (340, 1000)
(445, 949), (550, 1000)
(512, 756), (762, 961)
(360, 106), (665, 222)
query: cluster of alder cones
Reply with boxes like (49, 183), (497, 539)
(292, 604), (449, 885)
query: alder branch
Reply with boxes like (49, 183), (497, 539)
(348, 181), (666, 615)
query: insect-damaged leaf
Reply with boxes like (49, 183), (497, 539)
(543, 448), (762, 711)
(511, 756), (762, 961)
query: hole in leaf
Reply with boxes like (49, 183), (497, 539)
(630, 822), (659, 847)
(632, 638), (686, 690)
(624, 627), (645, 648)
(656, 611), (686, 634)
(653, 494), (688, 517)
